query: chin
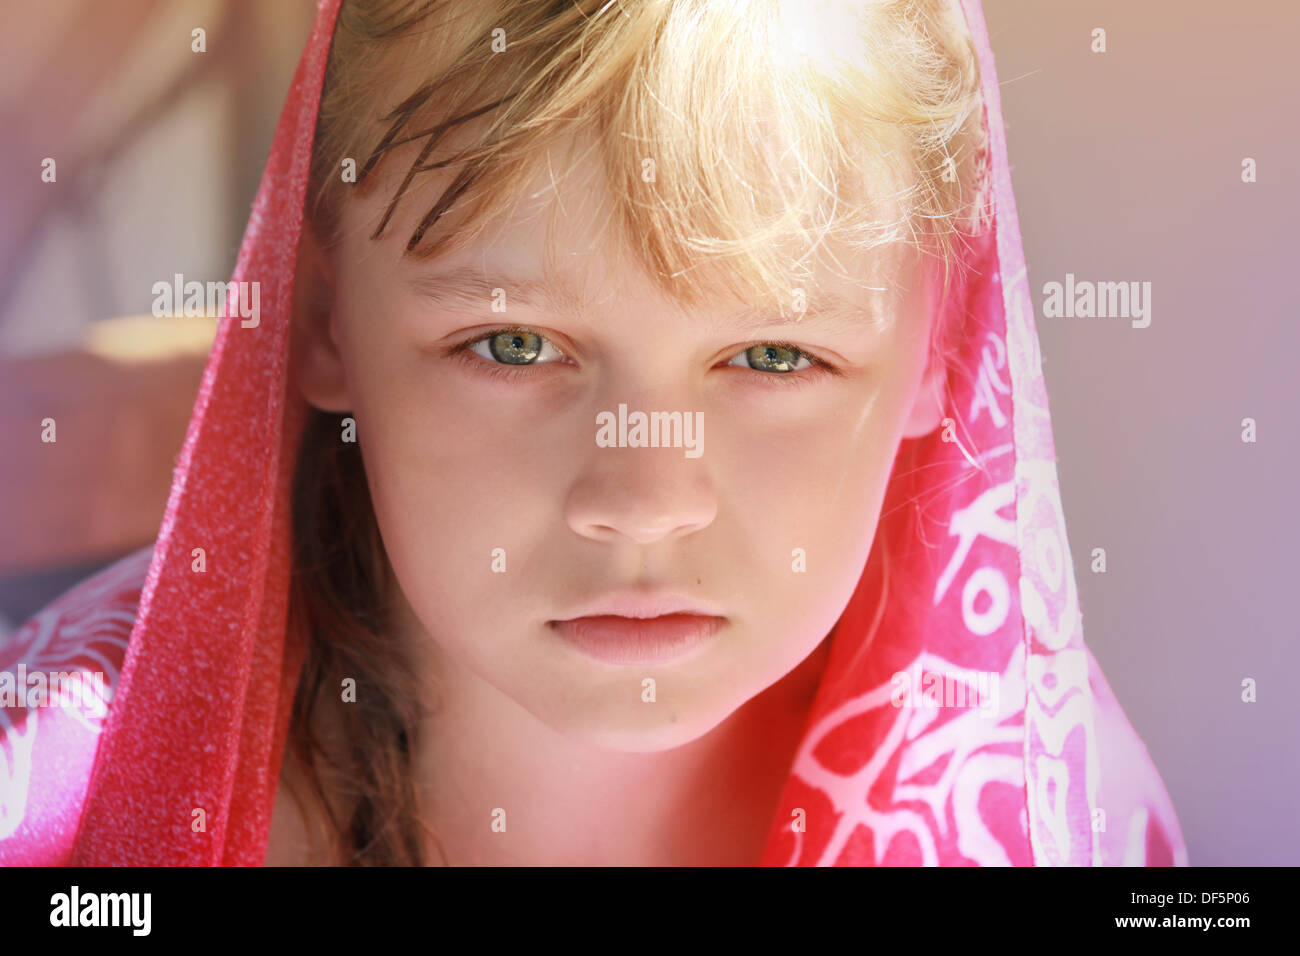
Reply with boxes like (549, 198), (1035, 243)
(542, 687), (743, 754)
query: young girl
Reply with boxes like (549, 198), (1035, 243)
(0, 0), (1187, 866)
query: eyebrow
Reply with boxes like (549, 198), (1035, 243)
(406, 265), (885, 334)
(407, 266), (588, 321)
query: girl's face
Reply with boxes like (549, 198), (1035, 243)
(295, 131), (946, 752)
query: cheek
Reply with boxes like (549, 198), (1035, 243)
(704, 403), (896, 655)
(723, 385), (898, 542)
(337, 333), (579, 637)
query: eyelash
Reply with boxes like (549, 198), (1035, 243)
(445, 325), (843, 388)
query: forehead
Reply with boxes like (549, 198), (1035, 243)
(347, 125), (923, 335)
(403, 263), (906, 338)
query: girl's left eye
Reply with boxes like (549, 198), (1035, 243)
(725, 343), (816, 374)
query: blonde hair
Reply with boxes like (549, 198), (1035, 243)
(310, 0), (989, 342)
(290, 0), (991, 865)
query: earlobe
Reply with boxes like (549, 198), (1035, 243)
(290, 225), (352, 413)
(900, 352), (947, 440)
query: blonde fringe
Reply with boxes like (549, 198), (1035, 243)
(309, 0), (990, 314)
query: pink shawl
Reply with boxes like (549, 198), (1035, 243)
(0, 0), (1187, 866)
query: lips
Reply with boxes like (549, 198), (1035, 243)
(549, 613), (725, 666)
(556, 590), (725, 621)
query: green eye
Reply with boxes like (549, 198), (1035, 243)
(728, 343), (813, 373)
(488, 330), (542, 364)
(468, 328), (565, 366)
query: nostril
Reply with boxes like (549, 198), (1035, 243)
(563, 464), (717, 545)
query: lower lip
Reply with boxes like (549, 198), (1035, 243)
(549, 614), (725, 665)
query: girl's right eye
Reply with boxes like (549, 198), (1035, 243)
(462, 327), (568, 366)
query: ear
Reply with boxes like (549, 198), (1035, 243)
(899, 348), (947, 440)
(290, 223), (352, 412)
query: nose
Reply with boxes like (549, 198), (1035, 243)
(564, 437), (717, 546)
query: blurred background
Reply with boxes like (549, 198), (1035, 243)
(0, 0), (1295, 865)
(0, 0), (315, 619)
